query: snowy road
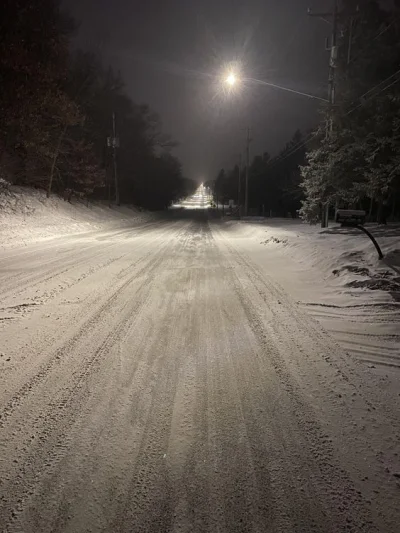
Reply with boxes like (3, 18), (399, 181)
(0, 211), (399, 532)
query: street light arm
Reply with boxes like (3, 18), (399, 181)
(245, 77), (329, 102)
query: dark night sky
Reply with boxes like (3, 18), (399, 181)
(63, 0), (332, 182)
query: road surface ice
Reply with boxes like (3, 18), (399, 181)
(0, 194), (399, 532)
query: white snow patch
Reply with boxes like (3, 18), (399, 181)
(222, 218), (400, 377)
(0, 186), (154, 249)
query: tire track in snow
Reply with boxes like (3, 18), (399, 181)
(1, 215), (399, 533)
(216, 227), (399, 532)
(0, 228), (177, 427)
(0, 220), (193, 532)
(0, 221), (191, 419)
(0, 220), (181, 320)
(0, 252), (172, 531)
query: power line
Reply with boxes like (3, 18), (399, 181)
(359, 68), (400, 99)
(264, 66), (400, 172)
(264, 131), (317, 171)
(373, 17), (398, 42)
(345, 66), (400, 116)
(261, 2), (337, 173)
(349, 16), (398, 66)
(346, 78), (400, 116)
(245, 11), (400, 177)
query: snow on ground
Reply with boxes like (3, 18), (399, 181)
(172, 186), (212, 209)
(222, 218), (400, 376)
(0, 185), (154, 249)
(0, 191), (399, 530)
(1, 183), (399, 377)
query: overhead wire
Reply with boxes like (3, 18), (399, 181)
(239, 9), (400, 174)
(348, 16), (398, 66)
(261, 65), (400, 172)
(345, 66), (400, 116)
(262, 131), (317, 171)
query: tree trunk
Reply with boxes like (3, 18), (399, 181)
(108, 171), (112, 207)
(113, 153), (120, 206)
(368, 196), (374, 221)
(47, 124), (67, 198)
(321, 203), (329, 228)
(376, 199), (385, 224)
(390, 198), (396, 221)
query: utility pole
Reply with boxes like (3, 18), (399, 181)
(245, 127), (251, 217)
(111, 112), (120, 206)
(328, 1), (338, 129)
(308, 1), (339, 228)
(238, 153), (242, 218)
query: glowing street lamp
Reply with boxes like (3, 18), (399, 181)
(225, 72), (237, 87)
(224, 66), (328, 102)
(219, 62), (328, 218)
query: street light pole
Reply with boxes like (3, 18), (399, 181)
(245, 127), (251, 217)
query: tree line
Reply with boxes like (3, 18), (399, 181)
(213, 1), (400, 223)
(0, 0), (196, 209)
(209, 129), (306, 217)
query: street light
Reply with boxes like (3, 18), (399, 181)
(222, 68), (328, 217)
(223, 72), (328, 102)
(220, 61), (242, 93)
(226, 72), (237, 86)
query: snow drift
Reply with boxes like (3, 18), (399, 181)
(0, 184), (154, 249)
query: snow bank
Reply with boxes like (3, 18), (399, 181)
(0, 185), (154, 249)
(228, 218), (400, 299)
(222, 218), (400, 375)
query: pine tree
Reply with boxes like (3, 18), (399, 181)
(300, 1), (400, 222)
(0, 0), (77, 186)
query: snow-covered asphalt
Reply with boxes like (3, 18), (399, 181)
(0, 210), (399, 532)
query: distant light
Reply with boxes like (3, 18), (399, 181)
(226, 72), (237, 86)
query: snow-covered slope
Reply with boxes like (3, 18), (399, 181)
(0, 185), (154, 249)
(220, 218), (400, 375)
(227, 218), (400, 300)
